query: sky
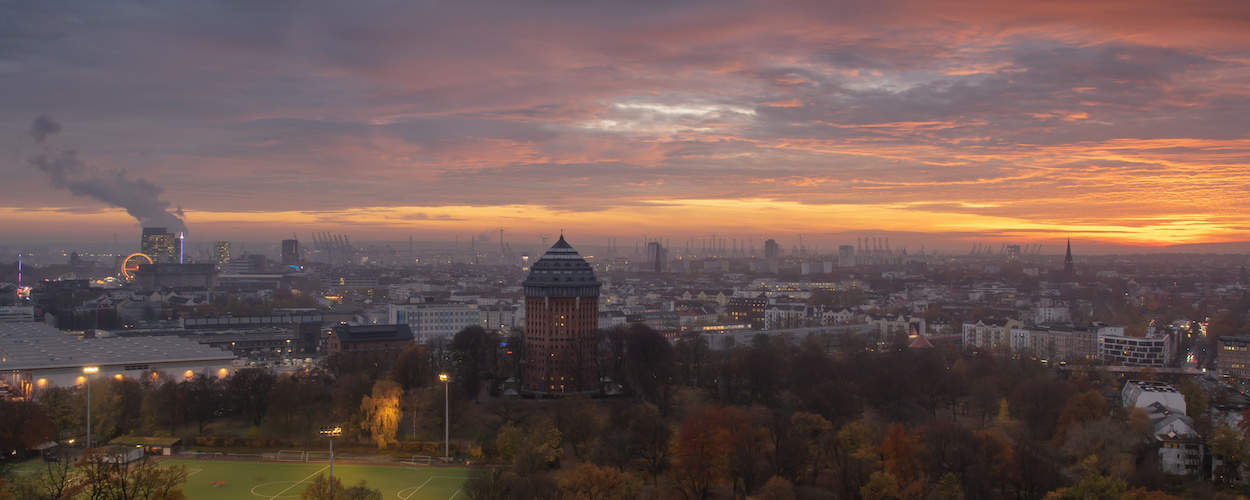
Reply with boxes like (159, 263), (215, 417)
(2, 0), (1249, 252)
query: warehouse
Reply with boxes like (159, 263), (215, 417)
(0, 322), (235, 398)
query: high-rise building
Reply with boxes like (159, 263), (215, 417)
(764, 239), (780, 259)
(281, 239), (300, 268)
(214, 241), (231, 267)
(522, 235), (600, 395)
(140, 227), (176, 263)
(646, 241), (667, 273)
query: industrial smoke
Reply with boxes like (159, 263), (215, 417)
(27, 115), (187, 234)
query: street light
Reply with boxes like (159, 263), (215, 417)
(438, 372), (450, 459)
(82, 366), (99, 448)
(319, 425), (343, 498)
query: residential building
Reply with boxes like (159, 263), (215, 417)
(388, 303), (481, 343)
(727, 296), (767, 330)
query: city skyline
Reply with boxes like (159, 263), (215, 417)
(4, 1), (1250, 249)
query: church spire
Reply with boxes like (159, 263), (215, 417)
(1063, 238), (1075, 276)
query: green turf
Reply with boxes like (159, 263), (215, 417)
(163, 459), (475, 500)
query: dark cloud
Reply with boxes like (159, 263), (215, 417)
(29, 115), (61, 143)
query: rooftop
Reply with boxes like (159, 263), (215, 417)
(0, 322), (233, 371)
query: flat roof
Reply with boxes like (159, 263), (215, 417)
(0, 322), (234, 371)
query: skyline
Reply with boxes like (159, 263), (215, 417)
(4, 1), (1250, 249)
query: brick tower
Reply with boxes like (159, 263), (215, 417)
(522, 235), (600, 394)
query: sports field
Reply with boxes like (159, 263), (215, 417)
(166, 459), (474, 500)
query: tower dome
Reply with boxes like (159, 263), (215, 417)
(523, 235), (600, 297)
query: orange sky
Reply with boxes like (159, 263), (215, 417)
(3, 0), (1249, 251)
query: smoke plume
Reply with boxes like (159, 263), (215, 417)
(28, 116), (187, 233)
(30, 115), (61, 144)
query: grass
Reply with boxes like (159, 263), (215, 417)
(165, 459), (474, 500)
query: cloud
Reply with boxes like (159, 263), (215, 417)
(1, 0), (1249, 247)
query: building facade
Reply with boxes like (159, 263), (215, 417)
(141, 227), (176, 263)
(522, 236), (600, 395)
(1219, 336), (1250, 379)
(1099, 332), (1171, 367)
(727, 296), (767, 330)
(388, 303), (481, 344)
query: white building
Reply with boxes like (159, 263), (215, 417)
(388, 303), (481, 343)
(962, 320), (1023, 352)
(0, 322), (234, 397)
(1122, 380), (1187, 414)
(765, 304), (807, 330)
(1143, 401), (1203, 476)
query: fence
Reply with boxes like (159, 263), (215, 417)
(174, 450), (459, 466)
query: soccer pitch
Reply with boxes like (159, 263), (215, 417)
(165, 459), (474, 500)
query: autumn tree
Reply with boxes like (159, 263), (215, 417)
(360, 379), (403, 449)
(672, 406), (731, 500)
(557, 463), (639, 500)
(0, 399), (56, 454)
(757, 476), (796, 500)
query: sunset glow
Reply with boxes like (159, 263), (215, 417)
(3, 0), (1249, 250)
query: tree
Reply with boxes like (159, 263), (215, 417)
(391, 344), (432, 390)
(619, 324), (675, 409)
(860, 470), (902, 500)
(301, 474), (382, 500)
(1044, 473), (1125, 500)
(6, 449), (73, 500)
(451, 326), (496, 400)
(757, 476), (796, 500)
(36, 387), (80, 440)
(184, 374), (222, 434)
(672, 406), (730, 500)
(1055, 389), (1109, 443)
(78, 452), (189, 500)
(928, 473), (964, 500)
(1211, 426), (1247, 486)
(625, 403), (672, 484)
(360, 379), (402, 449)
(225, 368), (275, 426)
(496, 417), (563, 474)
(1177, 379), (1208, 418)
(557, 463), (639, 500)
(553, 398), (605, 460)
(0, 399), (56, 454)
(724, 407), (770, 497)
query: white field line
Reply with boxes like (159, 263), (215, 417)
(265, 465), (328, 500)
(397, 476), (435, 500)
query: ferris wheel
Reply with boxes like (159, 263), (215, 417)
(120, 253), (153, 281)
